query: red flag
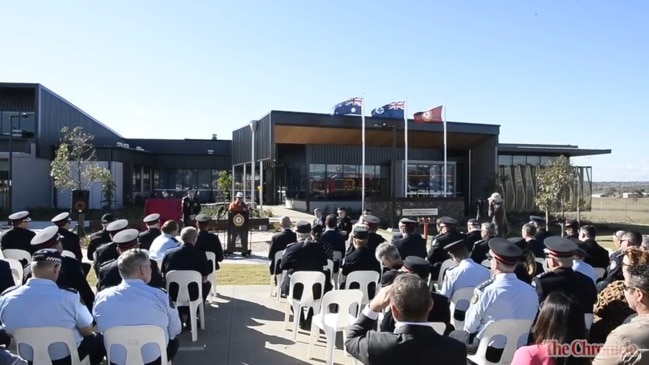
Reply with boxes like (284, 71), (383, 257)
(413, 105), (443, 123)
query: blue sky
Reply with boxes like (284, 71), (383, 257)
(1, 1), (646, 181)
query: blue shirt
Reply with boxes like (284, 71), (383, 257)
(149, 234), (180, 261)
(439, 258), (492, 312)
(93, 279), (181, 364)
(0, 278), (93, 361)
(464, 272), (538, 348)
(573, 260), (598, 283)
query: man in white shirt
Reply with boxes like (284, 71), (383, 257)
(149, 220), (180, 261)
(573, 247), (598, 283)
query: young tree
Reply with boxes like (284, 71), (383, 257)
(216, 170), (233, 202)
(535, 155), (578, 225)
(50, 126), (113, 205)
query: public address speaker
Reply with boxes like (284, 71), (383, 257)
(72, 189), (89, 213)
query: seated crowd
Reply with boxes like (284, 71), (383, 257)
(270, 208), (649, 365)
(0, 210), (224, 365)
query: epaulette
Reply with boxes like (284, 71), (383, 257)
(476, 278), (494, 291)
(99, 259), (116, 268)
(59, 286), (78, 294)
(157, 287), (168, 294)
(473, 239), (485, 247)
(535, 271), (551, 279)
(1, 285), (20, 296)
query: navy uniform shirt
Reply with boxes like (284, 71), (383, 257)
(195, 230), (224, 271)
(427, 231), (466, 278)
(87, 229), (111, 261)
(93, 279), (181, 364)
(93, 242), (119, 275)
(465, 273), (539, 348)
(97, 258), (165, 292)
(0, 278), (93, 361)
(531, 267), (597, 313)
(394, 234), (427, 260)
(0, 228), (35, 266)
(59, 228), (82, 262)
(138, 228), (161, 251)
(182, 195), (201, 223)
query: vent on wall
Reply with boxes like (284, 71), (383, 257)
(207, 150), (214, 155)
(116, 142), (123, 147)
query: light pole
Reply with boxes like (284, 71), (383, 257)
(374, 122), (397, 230)
(249, 120), (258, 207)
(7, 113), (30, 213)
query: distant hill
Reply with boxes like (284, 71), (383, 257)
(593, 181), (649, 195)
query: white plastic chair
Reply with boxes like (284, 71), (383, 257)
(323, 259), (334, 287)
(11, 326), (90, 365)
(435, 259), (457, 291)
(165, 270), (205, 342)
(103, 325), (169, 365)
(332, 251), (343, 289)
(4, 258), (22, 285)
(270, 250), (284, 298)
(431, 322), (446, 335)
(584, 313), (594, 330)
(481, 259), (491, 268)
(344, 270), (380, 305)
(283, 271), (326, 341)
(449, 287), (475, 331)
(593, 267), (606, 280)
(2, 249), (31, 263)
(466, 319), (534, 365)
(205, 251), (217, 299)
(307, 289), (363, 365)
(61, 250), (76, 259)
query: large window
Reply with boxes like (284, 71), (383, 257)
(407, 161), (456, 197)
(308, 164), (381, 201)
(498, 155), (557, 166)
(0, 111), (36, 137)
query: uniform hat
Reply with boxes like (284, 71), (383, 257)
(51, 212), (71, 224)
(235, 192), (244, 198)
(143, 213), (160, 224)
(402, 256), (430, 280)
(352, 226), (369, 240)
(488, 192), (503, 202)
(195, 214), (211, 223)
(507, 237), (527, 251)
(106, 219), (129, 233)
(438, 216), (458, 226)
(296, 221), (311, 234)
(31, 226), (61, 247)
(529, 215), (546, 225)
(363, 215), (380, 225)
(101, 213), (116, 224)
(543, 236), (578, 258)
(337, 207), (345, 212)
(8, 211), (30, 222)
(399, 218), (418, 225)
(564, 219), (579, 228)
(488, 237), (523, 265)
(443, 239), (467, 252)
(32, 248), (62, 264)
(113, 228), (140, 247)
(187, 186), (196, 192)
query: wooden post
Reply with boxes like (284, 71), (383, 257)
(77, 210), (85, 238)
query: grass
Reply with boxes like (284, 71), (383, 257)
(217, 264), (270, 285)
(578, 197), (649, 225)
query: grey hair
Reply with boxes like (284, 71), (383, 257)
(481, 223), (495, 235)
(375, 242), (401, 263)
(180, 226), (198, 244)
(117, 248), (150, 279)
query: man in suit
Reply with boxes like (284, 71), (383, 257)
(138, 213), (161, 251)
(577, 225), (610, 269)
(312, 208), (325, 229)
(470, 223), (495, 264)
(268, 216), (296, 276)
(320, 214), (346, 256)
(393, 218), (426, 260)
(427, 217), (465, 281)
(522, 222), (544, 258)
(345, 273), (467, 365)
(464, 219), (482, 252)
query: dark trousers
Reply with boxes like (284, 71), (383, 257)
(449, 330), (503, 364)
(81, 263), (91, 278)
(176, 282), (211, 326)
(44, 333), (106, 365)
(110, 338), (179, 365)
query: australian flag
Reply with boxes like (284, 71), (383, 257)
(333, 97), (363, 115)
(371, 101), (405, 119)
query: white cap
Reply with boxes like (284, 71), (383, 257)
(8, 211), (30, 222)
(31, 226), (60, 246)
(143, 213), (160, 224)
(236, 192), (244, 198)
(113, 228), (140, 246)
(106, 219), (129, 233)
(51, 212), (71, 223)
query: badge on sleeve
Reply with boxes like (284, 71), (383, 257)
(471, 290), (479, 304)
(169, 297), (176, 309)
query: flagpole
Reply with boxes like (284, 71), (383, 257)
(443, 103), (448, 197)
(361, 96), (366, 213)
(404, 99), (408, 197)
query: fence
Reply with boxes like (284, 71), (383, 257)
(575, 198), (649, 225)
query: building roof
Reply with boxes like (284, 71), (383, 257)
(498, 143), (611, 157)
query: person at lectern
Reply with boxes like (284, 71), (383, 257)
(229, 192), (249, 213)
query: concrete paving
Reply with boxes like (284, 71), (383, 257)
(174, 285), (355, 365)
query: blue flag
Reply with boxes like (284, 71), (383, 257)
(333, 97), (363, 115)
(371, 101), (405, 119)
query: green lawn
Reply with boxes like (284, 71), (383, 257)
(217, 264), (270, 285)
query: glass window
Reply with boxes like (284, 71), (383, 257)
(197, 169), (212, 190)
(498, 155), (513, 166)
(526, 156), (541, 165)
(512, 155), (527, 165)
(132, 165), (142, 192)
(309, 164), (326, 200)
(405, 161), (457, 198)
(0, 111), (36, 137)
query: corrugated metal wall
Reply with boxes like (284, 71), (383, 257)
(232, 114), (272, 165)
(38, 86), (122, 159)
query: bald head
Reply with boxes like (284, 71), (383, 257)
(280, 216), (291, 229)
